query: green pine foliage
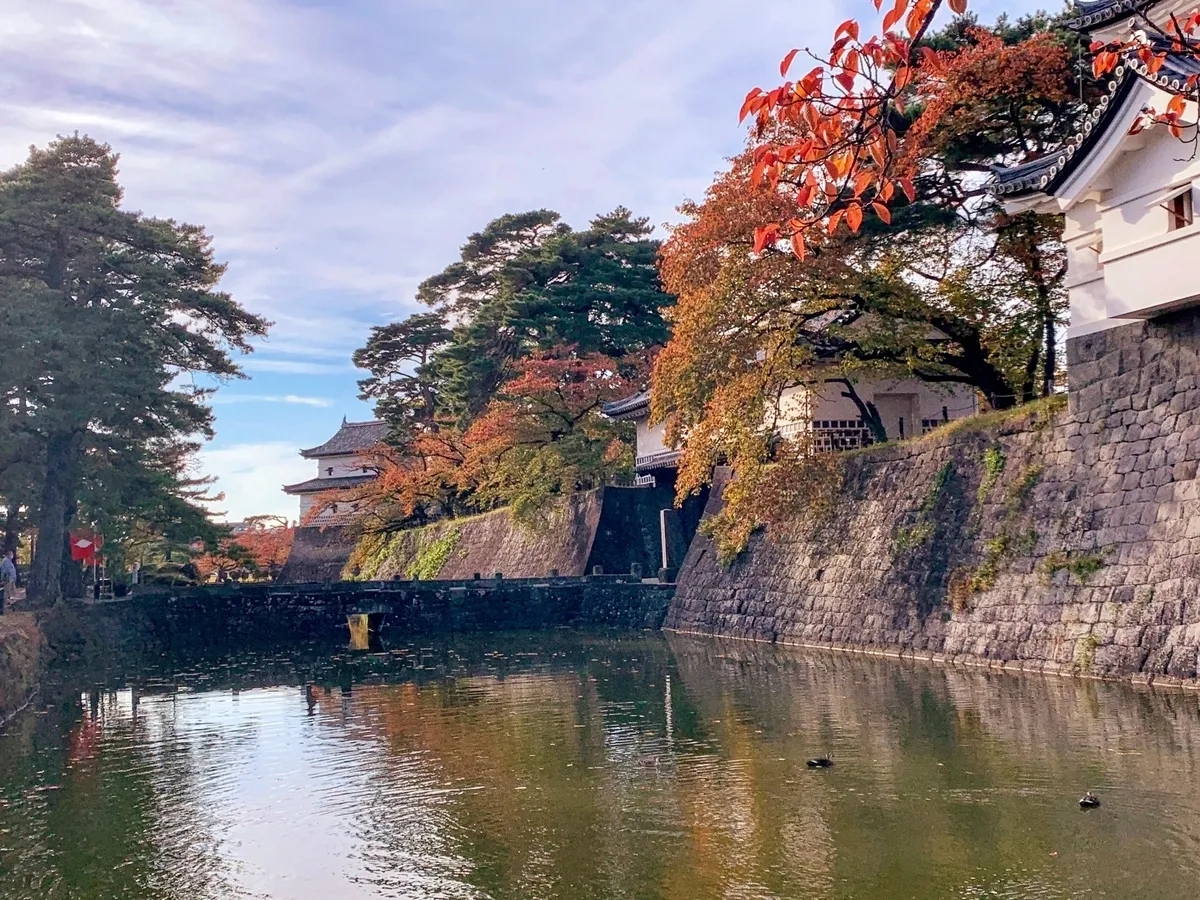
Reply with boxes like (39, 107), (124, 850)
(0, 136), (268, 603)
(355, 206), (672, 429)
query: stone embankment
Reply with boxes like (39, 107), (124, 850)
(279, 484), (694, 585)
(668, 314), (1200, 686)
(0, 613), (41, 723)
(63, 575), (675, 654)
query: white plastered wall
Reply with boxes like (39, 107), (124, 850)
(635, 418), (671, 461)
(1031, 80), (1200, 336)
(313, 453), (372, 479)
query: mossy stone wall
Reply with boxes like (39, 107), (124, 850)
(669, 313), (1200, 686)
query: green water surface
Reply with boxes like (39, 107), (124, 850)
(1, 630), (1197, 899)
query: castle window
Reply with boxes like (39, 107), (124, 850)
(1167, 189), (1193, 231)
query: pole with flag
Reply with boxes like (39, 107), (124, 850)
(69, 531), (103, 598)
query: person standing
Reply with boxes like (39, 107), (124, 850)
(0, 550), (17, 615)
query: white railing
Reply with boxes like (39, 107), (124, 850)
(777, 419), (876, 452)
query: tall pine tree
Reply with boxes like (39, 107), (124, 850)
(0, 136), (267, 604)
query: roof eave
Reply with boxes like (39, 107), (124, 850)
(989, 65), (1137, 204)
(1064, 0), (1153, 32)
(605, 405), (649, 421)
(601, 391), (652, 419)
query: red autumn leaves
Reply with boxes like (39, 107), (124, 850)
(739, 0), (950, 259)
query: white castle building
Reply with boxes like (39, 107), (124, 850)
(282, 418), (386, 524)
(605, 378), (978, 487)
(993, 0), (1200, 337)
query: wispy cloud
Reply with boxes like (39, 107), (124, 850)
(9, 0), (1048, 519)
(211, 394), (332, 407)
(196, 441), (312, 523)
(242, 359), (358, 375)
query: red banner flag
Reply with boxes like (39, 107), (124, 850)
(69, 531), (103, 563)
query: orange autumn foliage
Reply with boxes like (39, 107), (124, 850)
(652, 10), (1092, 559)
(1091, 10), (1200, 138)
(193, 516), (294, 581)
(655, 149), (855, 501)
(308, 347), (642, 532)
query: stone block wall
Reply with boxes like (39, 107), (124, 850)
(76, 576), (675, 656)
(281, 486), (691, 585)
(276, 524), (354, 583)
(668, 313), (1200, 685)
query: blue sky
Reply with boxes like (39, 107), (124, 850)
(3, 0), (1048, 521)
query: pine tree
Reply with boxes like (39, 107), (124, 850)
(0, 136), (268, 604)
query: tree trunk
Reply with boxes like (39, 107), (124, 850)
(831, 379), (888, 444)
(1042, 307), (1057, 398)
(28, 430), (82, 607)
(60, 499), (84, 600)
(923, 315), (1019, 411)
(1021, 320), (1044, 405)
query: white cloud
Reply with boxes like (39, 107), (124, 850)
(5, 0), (1051, 505)
(196, 441), (312, 523)
(210, 394), (332, 408)
(242, 359), (357, 375)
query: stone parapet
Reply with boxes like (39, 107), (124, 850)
(75, 576), (676, 652)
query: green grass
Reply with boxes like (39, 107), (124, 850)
(1075, 632), (1100, 674)
(969, 535), (1009, 592)
(1038, 549), (1107, 584)
(1005, 465), (1043, 513)
(977, 446), (1006, 504)
(890, 460), (954, 556)
(406, 526), (462, 580)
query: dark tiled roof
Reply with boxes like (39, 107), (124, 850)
(635, 449), (682, 471)
(602, 390), (650, 419)
(300, 419), (388, 458)
(1065, 0), (1154, 31)
(282, 473), (376, 495)
(991, 49), (1200, 199)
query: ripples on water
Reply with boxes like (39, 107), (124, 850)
(1, 632), (1199, 899)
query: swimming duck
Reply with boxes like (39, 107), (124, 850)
(1079, 792), (1101, 809)
(806, 756), (833, 769)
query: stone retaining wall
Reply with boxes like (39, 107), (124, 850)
(281, 485), (695, 585)
(668, 314), (1200, 686)
(74, 576), (675, 655)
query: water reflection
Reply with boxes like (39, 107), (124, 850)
(1, 631), (1199, 898)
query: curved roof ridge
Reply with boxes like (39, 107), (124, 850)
(300, 419), (389, 458)
(992, 46), (1200, 200)
(1065, 0), (1155, 31)
(602, 389), (651, 419)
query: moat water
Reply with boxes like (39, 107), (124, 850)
(2, 630), (1199, 899)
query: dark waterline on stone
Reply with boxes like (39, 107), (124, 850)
(1, 630), (1198, 899)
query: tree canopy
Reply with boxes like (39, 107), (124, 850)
(0, 135), (268, 603)
(347, 206), (672, 530)
(653, 9), (1088, 557)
